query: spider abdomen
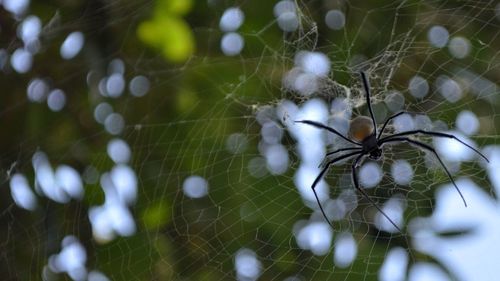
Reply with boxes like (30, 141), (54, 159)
(349, 116), (374, 142)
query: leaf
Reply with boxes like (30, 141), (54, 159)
(137, 16), (195, 63)
(142, 201), (171, 230)
(155, 0), (193, 16)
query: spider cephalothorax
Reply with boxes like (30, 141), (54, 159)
(363, 135), (382, 160)
(295, 71), (489, 232)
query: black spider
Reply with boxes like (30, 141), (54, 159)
(295, 71), (489, 232)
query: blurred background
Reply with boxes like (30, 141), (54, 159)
(1, 0), (499, 280)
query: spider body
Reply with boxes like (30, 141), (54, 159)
(295, 71), (489, 232)
(350, 116), (382, 159)
(349, 116), (374, 142)
(361, 134), (382, 160)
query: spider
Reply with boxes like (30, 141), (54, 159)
(295, 71), (489, 232)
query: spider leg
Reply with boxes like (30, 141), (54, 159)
(351, 154), (403, 232)
(295, 120), (361, 146)
(326, 147), (362, 157)
(310, 151), (363, 229)
(320, 147), (362, 167)
(360, 71), (377, 136)
(381, 137), (467, 207)
(381, 130), (489, 163)
(377, 111), (408, 140)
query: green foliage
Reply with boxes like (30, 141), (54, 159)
(1, 0), (498, 280)
(137, 0), (195, 63)
(142, 201), (171, 230)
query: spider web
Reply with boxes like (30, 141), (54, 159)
(1, 0), (499, 280)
